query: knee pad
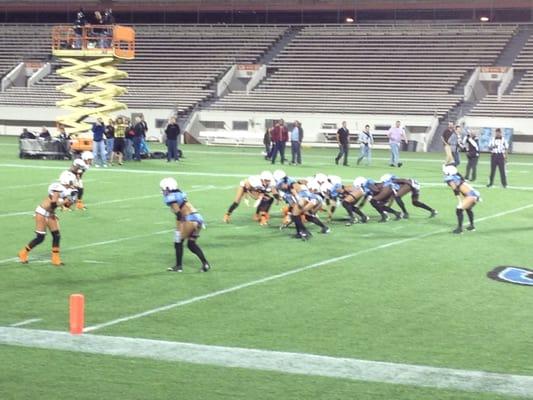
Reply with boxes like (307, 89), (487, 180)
(34, 232), (46, 245)
(174, 230), (182, 243)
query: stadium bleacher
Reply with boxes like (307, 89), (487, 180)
(469, 33), (533, 118)
(0, 24), (288, 111)
(208, 24), (517, 116)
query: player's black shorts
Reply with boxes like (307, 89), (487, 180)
(113, 138), (125, 153)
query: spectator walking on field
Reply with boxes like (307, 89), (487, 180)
(165, 117), (181, 162)
(356, 124), (373, 166)
(387, 120), (407, 167)
(290, 120), (303, 165)
(263, 125), (272, 160)
(335, 121), (350, 166)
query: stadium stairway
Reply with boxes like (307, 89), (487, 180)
(495, 25), (533, 66)
(259, 26), (302, 65)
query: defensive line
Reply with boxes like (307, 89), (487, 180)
(1, 326), (532, 398)
(83, 202), (533, 333)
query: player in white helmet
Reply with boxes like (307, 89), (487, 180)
(444, 166), (480, 234)
(160, 178), (210, 272)
(66, 151), (93, 210)
(224, 172), (277, 225)
(18, 177), (78, 266)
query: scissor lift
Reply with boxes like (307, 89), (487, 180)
(51, 25), (135, 134)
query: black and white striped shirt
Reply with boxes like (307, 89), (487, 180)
(489, 137), (508, 154)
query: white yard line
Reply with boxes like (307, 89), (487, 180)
(9, 318), (42, 327)
(0, 326), (532, 398)
(83, 203), (533, 333)
(0, 185), (234, 219)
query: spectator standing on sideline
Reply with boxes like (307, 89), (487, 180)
(335, 121), (350, 166)
(110, 116), (126, 166)
(451, 125), (463, 166)
(92, 117), (107, 167)
(271, 119), (288, 164)
(290, 120), (303, 165)
(132, 116), (144, 161)
(165, 117), (181, 162)
(356, 124), (374, 166)
(387, 120), (408, 168)
(104, 118), (115, 162)
(263, 125), (271, 160)
(463, 129), (479, 181)
(442, 121), (455, 165)
(124, 117), (134, 161)
(487, 128), (509, 188)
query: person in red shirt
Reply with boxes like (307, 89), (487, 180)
(270, 119), (288, 165)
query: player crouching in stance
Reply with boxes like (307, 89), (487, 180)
(160, 178), (210, 272)
(69, 151), (93, 210)
(18, 171), (78, 266)
(380, 174), (437, 219)
(223, 171), (275, 225)
(443, 165), (480, 234)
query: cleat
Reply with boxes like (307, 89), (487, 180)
(398, 162), (403, 168)
(361, 215), (369, 223)
(466, 225), (476, 231)
(200, 263), (211, 272)
(321, 226), (331, 234)
(223, 213), (231, 223)
(378, 216), (389, 223)
(76, 200), (86, 210)
(279, 222), (290, 230)
(167, 265), (183, 272)
(345, 218), (355, 226)
(429, 209), (438, 218)
(402, 212), (409, 219)
(18, 248), (29, 264)
(394, 212), (402, 220)
(452, 227), (463, 234)
(300, 233), (310, 241)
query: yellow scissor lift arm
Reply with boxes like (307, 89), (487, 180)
(52, 25), (135, 135)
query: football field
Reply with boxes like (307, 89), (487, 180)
(1, 135), (532, 400)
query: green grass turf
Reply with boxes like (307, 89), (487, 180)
(1, 135), (532, 399)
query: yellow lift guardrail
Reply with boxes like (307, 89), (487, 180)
(51, 25), (135, 135)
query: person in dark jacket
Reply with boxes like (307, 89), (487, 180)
(462, 130), (479, 181)
(335, 121), (349, 166)
(165, 117), (181, 162)
(263, 126), (272, 160)
(270, 119), (288, 165)
(290, 120), (303, 165)
(92, 117), (106, 167)
(132, 116), (144, 161)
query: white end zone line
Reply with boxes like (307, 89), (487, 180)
(83, 203), (533, 333)
(0, 326), (532, 398)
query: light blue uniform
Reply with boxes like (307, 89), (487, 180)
(163, 190), (205, 226)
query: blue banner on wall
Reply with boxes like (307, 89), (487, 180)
(478, 127), (513, 152)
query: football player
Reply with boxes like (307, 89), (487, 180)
(18, 171), (78, 266)
(327, 177), (370, 225)
(443, 165), (480, 234)
(362, 178), (402, 222)
(70, 151), (93, 210)
(223, 171), (275, 225)
(161, 177), (210, 272)
(380, 174), (437, 219)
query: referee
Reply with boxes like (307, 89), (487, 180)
(486, 128), (509, 188)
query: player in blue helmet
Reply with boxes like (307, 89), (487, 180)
(443, 165), (480, 234)
(324, 178), (369, 225)
(380, 174), (437, 219)
(160, 178), (210, 272)
(361, 177), (403, 222)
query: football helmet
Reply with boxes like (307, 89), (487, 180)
(260, 170), (274, 183)
(273, 169), (286, 183)
(160, 177), (178, 192)
(314, 173), (328, 185)
(353, 176), (367, 188)
(59, 171), (77, 187)
(443, 165), (458, 176)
